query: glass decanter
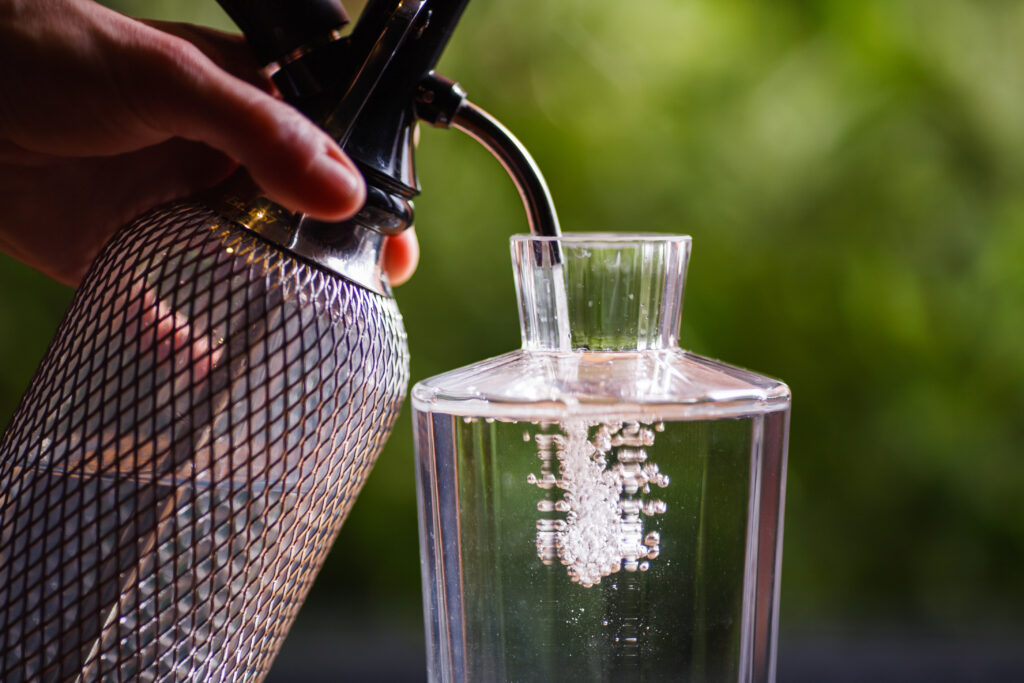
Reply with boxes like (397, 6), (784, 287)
(413, 234), (790, 682)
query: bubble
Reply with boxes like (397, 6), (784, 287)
(523, 431), (531, 442)
(531, 418), (669, 587)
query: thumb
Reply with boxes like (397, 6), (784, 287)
(111, 23), (365, 221)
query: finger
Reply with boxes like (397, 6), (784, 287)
(107, 22), (365, 221)
(97, 139), (238, 220)
(139, 20), (275, 93)
(382, 228), (420, 287)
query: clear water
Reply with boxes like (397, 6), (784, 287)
(549, 263), (573, 351)
(415, 406), (788, 683)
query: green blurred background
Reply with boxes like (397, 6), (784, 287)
(2, 0), (1023, 679)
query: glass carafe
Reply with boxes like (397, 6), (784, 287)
(412, 234), (790, 682)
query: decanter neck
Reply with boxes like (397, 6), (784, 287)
(511, 234), (691, 352)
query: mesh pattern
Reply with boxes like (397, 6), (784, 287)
(0, 201), (409, 681)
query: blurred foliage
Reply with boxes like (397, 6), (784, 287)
(3, 0), (1024, 642)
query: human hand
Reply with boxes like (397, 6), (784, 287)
(0, 0), (419, 287)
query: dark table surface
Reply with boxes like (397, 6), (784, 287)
(267, 614), (1024, 683)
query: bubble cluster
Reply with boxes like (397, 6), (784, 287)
(528, 420), (669, 587)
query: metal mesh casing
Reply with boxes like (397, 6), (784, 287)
(0, 201), (409, 681)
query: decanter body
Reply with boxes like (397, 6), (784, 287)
(413, 234), (789, 682)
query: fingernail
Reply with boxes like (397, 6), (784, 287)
(310, 147), (364, 212)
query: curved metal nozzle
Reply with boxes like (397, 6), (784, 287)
(416, 73), (561, 239)
(451, 102), (562, 239)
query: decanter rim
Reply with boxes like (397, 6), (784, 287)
(510, 232), (691, 244)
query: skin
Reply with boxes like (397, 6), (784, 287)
(0, 0), (419, 287)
